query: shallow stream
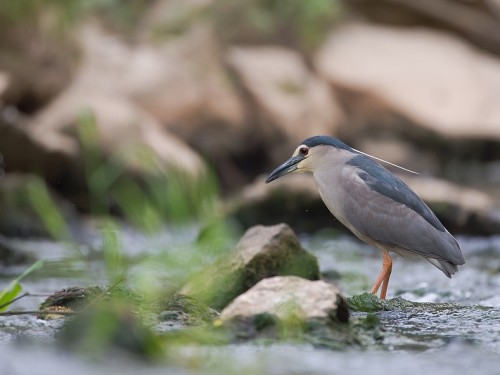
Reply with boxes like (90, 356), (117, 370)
(1, 226), (500, 374)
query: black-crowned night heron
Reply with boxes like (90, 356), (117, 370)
(266, 136), (465, 299)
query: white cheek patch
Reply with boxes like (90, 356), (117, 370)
(296, 160), (313, 173)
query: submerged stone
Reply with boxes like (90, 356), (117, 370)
(39, 286), (106, 318)
(39, 286), (216, 329)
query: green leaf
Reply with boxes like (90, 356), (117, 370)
(0, 282), (22, 312)
(0, 260), (44, 312)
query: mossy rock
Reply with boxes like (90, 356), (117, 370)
(181, 224), (321, 310)
(348, 292), (389, 313)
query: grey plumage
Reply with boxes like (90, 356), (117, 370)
(347, 155), (445, 232)
(342, 154), (463, 276)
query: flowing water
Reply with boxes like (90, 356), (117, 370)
(1, 226), (500, 374)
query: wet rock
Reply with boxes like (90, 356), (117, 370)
(348, 292), (389, 313)
(220, 276), (348, 322)
(316, 23), (500, 140)
(181, 223), (321, 310)
(348, 313), (385, 346)
(227, 46), (344, 162)
(38, 287), (101, 320)
(40, 287), (217, 329)
(38, 286), (142, 320)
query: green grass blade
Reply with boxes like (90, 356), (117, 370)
(0, 260), (44, 312)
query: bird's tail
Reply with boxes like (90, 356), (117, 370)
(425, 257), (459, 278)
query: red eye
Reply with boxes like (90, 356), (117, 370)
(299, 147), (309, 156)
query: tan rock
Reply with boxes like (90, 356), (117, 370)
(220, 276), (348, 322)
(316, 23), (500, 139)
(18, 22), (216, 179)
(227, 46), (344, 160)
(77, 23), (246, 155)
(0, 20), (76, 113)
(29, 89), (204, 176)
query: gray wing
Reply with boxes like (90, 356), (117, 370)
(341, 156), (464, 271)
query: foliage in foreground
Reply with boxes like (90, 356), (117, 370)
(0, 112), (238, 360)
(0, 260), (44, 312)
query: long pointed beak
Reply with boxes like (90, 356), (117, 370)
(265, 155), (304, 183)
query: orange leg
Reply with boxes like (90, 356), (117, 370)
(370, 250), (393, 299)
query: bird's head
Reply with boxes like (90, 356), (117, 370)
(265, 136), (355, 183)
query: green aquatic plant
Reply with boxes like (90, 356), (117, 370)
(59, 296), (165, 360)
(347, 292), (388, 313)
(27, 179), (72, 242)
(77, 111), (221, 230)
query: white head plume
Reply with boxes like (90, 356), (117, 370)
(352, 148), (419, 175)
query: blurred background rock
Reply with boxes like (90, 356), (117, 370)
(1, 0), (500, 236)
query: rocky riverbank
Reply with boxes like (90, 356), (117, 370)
(1, 0), (500, 239)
